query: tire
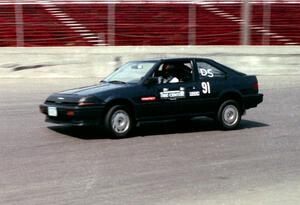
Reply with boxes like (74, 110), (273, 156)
(104, 105), (132, 138)
(217, 100), (241, 130)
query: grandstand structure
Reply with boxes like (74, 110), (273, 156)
(0, 0), (299, 46)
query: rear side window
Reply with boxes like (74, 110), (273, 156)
(196, 61), (225, 78)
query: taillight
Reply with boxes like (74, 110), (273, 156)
(253, 82), (259, 90)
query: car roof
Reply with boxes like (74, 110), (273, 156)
(133, 57), (212, 62)
(161, 57), (212, 62)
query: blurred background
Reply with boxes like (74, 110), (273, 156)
(1, 0), (299, 47)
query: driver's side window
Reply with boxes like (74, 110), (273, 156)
(153, 62), (193, 84)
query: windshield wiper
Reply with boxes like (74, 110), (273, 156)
(107, 80), (127, 84)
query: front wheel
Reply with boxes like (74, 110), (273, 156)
(104, 105), (132, 138)
(217, 100), (241, 130)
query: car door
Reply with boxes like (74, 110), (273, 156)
(137, 60), (194, 120)
(137, 81), (185, 120)
(174, 62), (203, 116)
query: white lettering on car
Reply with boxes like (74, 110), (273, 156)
(200, 68), (214, 78)
(189, 91), (200, 97)
(201, 82), (211, 94)
(160, 90), (185, 100)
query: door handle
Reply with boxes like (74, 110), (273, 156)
(185, 86), (197, 90)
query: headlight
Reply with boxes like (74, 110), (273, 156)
(78, 96), (98, 106)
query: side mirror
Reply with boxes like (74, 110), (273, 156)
(144, 77), (158, 86)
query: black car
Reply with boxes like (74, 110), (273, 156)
(40, 58), (263, 138)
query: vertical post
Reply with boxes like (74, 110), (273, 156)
(262, 0), (271, 45)
(240, 0), (251, 45)
(107, 3), (115, 46)
(188, 3), (196, 45)
(15, 0), (24, 47)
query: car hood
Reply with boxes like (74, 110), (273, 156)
(59, 82), (126, 96)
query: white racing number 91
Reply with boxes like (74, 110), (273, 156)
(201, 82), (211, 94)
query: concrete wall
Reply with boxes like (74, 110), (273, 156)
(0, 46), (299, 78)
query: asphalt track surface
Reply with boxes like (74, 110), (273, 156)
(1, 75), (300, 205)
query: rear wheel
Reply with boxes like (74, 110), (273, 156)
(105, 105), (132, 138)
(217, 100), (241, 130)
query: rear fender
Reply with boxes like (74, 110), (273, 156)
(218, 90), (244, 112)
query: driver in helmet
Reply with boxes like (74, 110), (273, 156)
(159, 64), (179, 84)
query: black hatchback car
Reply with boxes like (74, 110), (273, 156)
(40, 58), (263, 138)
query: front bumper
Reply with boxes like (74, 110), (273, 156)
(39, 103), (105, 127)
(243, 93), (264, 109)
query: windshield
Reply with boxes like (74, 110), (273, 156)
(103, 61), (156, 83)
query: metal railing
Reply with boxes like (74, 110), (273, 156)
(0, 0), (298, 46)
